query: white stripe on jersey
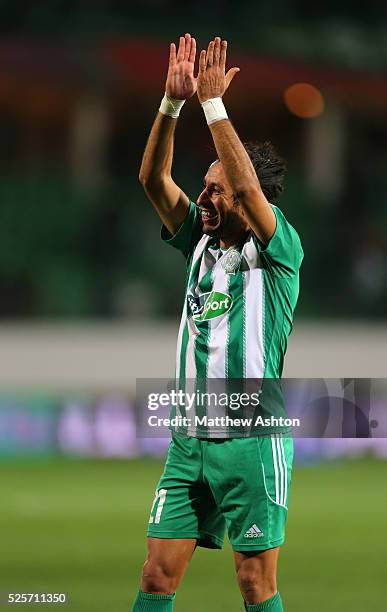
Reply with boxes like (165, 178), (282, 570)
(244, 268), (265, 378)
(243, 237), (265, 378)
(188, 235), (211, 289)
(183, 234), (210, 381)
(206, 266), (230, 380)
(195, 246), (216, 294)
(185, 319), (197, 378)
(175, 300), (187, 381)
(184, 236), (211, 434)
(205, 265), (230, 426)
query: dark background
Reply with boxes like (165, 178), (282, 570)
(0, 1), (386, 319)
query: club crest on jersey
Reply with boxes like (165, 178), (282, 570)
(188, 291), (233, 322)
(221, 249), (242, 274)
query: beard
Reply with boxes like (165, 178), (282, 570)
(203, 224), (222, 237)
(202, 210), (243, 240)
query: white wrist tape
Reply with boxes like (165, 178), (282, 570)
(159, 93), (185, 118)
(201, 97), (228, 125)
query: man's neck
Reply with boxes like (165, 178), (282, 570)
(220, 229), (250, 250)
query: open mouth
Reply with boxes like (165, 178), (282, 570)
(201, 209), (218, 223)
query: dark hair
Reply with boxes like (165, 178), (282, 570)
(243, 141), (287, 202)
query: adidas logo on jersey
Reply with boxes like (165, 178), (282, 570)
(244, 524), (264, 538)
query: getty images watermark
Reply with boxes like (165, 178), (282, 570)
(146, 388), (300, 431)
(136, 378), (387, 438)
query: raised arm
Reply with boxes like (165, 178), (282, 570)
(139, 33), (197, 235)
(197, 37), (276, 245)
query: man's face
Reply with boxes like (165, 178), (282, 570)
(197, 162), (249, 239)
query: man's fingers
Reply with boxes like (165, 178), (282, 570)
(213, 37), (221, 66)
(169, 42), (176, 67)
(206, 40), (214, 67)
(199, 49), (206, 73)
(189, 37), (196, 64)
(184, 33), (191, 61)
(220, 40), (227, 71)
(225, 66), (240, 88)
(177, 36), (185, 62)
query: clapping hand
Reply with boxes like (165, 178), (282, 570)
(166, 33), (197, 100)
(197, 36), (240, 104)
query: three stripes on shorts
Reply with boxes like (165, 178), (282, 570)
(271, 434), (288, 508)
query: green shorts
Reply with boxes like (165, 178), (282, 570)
(147, 433), (294, 552)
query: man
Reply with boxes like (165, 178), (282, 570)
(134, 33), (303, 612)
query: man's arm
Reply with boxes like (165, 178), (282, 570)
(139, 33), (197, 235)
(197, 37), (276, 245)
(139, 113), (188, 235)
(209, 120), (276, 245)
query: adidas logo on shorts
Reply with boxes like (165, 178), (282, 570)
(244, 524), (264, 538)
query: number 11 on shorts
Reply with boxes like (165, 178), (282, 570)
(148, 489), (167, 524)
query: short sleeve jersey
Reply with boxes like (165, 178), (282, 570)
(161, 201), (304, 437)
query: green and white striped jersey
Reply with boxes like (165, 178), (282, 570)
(162, 201), (303, 438)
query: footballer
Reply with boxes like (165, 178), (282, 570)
(133, 33), (303, 611)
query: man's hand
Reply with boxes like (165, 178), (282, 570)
(166, 33), (197, 100)
(197, 37), (240, 103)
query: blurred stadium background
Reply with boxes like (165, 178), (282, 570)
(0, 2), (386, 610)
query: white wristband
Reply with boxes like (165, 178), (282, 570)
(201, 97), (228, 125)
(159, 93), (185, 118)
